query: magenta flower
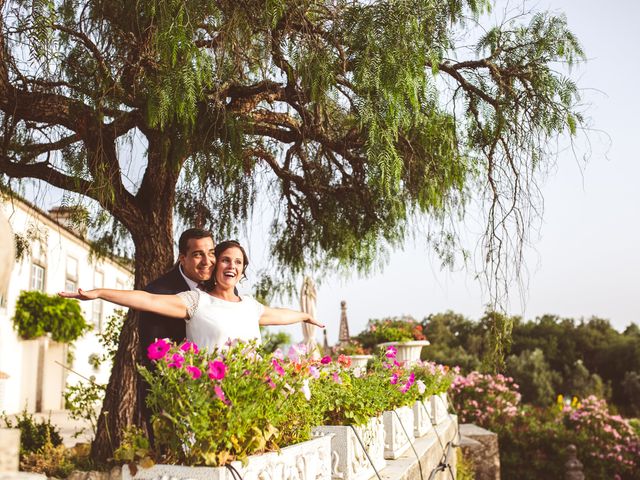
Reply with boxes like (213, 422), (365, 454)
(265, 376), (276, 389)
(180, 341), (199, 353)
(208, 360), (227, 380)
(320, 355), (332, 364)
(272, 359), (285, 376)
(385, 346), (397, 359)
(390, 373), (399, 385)
(214, 385), (230, 405)
(147, 338), (171, 361)
(186, 365), (202, 379)
(167, 353), (185, 369)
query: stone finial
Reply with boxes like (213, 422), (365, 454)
(338, 300), (350, 344)
(565, 444), (584, 480)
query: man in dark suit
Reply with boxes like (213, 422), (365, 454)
(137, 228), (215, 432)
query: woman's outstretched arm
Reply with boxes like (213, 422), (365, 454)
(59, 288), (188, 319)
(259, 306), (324, 328)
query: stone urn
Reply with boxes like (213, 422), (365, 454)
(378, 340), (430, 365)
(348, 355), (373, 369)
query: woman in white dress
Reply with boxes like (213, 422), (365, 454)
(59, 240), (324, 351)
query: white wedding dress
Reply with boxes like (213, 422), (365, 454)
(176, 289), (263, 351)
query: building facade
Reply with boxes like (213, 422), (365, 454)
(0, 195), (133, 414)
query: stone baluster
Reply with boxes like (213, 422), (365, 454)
(564, 444), (584, 480)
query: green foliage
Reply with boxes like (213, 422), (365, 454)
(260, 328), (291, 354)
(505, 348), (559, 406)
(479, 311), (514, 373)
(456, 447), (476, 480)
(1, 410), (63, 456)
(63, 310), (124, 436)
(12, 291), (89, 343)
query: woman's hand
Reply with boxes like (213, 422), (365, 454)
(304, 316), (325, 328)
(58, 288), (100, 301)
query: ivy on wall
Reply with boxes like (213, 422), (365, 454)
(12, 291), (89, 343)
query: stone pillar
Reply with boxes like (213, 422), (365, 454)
(459, 424), (500, 480)
(338, 300), (350, 344)
(565, 444), (584, 480)
(0, 428), (20, 472)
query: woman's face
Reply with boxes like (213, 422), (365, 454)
(214, 246), (245, 289)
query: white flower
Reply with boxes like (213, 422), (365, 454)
(352, 367), (364, 378)
(301, 379), (311, 401)
(416, 380), (426, 395)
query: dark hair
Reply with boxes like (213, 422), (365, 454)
(178, 228), (214, 255)
(205, 240), (249, 290)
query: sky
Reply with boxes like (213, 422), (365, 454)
(250, 0), (640, 344)
(13, 0), (640, 346)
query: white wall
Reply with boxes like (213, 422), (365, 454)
(0, 198), (133, 414)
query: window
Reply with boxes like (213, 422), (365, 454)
(65, 256), (78, 292)
(30, 263), (45, 291)
(93, 270), (104, 330)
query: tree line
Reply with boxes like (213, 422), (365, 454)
(419, 311), (640, 416)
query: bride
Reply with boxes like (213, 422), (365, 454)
(59, 240), (324, 351)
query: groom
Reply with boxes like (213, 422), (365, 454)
(137, 228), (215, 436)
(138, 227), (216, 369)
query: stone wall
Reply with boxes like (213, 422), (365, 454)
(459, 423), (500, 480)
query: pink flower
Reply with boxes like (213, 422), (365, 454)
(272, 348), (285, 360)
(390, 373), (399, 385)
(321, 355), (332, 364)
(265, 376), (276, 389)
(337, 354), (352, 368)
(309, 365), (320, 379)
(179, 341), (199, 353)
(332, 372), (342, 384)
(147, 339), (171, 361)
(287, 343), (307, 362)
(214, 385), (230, 405)
(186, 365), (202, 379)
(208, 360), (227, 380)
(167, 353), (185, 369)
(385, 346), (397, 359)
(272, 359), (285, 376)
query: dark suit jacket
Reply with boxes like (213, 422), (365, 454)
(138, 265), (189, 369)
(138, 265), (189, 438)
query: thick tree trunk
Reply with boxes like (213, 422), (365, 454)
(91, 217), (175, 462)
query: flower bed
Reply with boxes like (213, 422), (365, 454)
(120, 339), (455, 477)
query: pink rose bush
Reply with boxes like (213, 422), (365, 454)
(562, 395), (640, 479)
(449, 371), (521, 426)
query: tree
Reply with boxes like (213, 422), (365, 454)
(0, 0), (584, 460)
(505, 348), (559, 406)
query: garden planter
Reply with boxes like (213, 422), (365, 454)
(312, 415), (386, 480)
(122, 434), (332, 480)
(382, 405), (415, 459)
(348, 355), (373, 369)
(428, 392), (449, 425)
(412, 400), (432, 438)
(378, 340), (430, 365)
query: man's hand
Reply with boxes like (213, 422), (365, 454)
(58, 288), (99, 301)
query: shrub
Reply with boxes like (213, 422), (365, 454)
(1, 410), (63, 456)
(12, 290), (89, 342)
(449, 372), (520, 428)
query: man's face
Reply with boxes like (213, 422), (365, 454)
(178, 237), (215, 283)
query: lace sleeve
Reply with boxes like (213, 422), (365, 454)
(176, 290), (200, 320)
